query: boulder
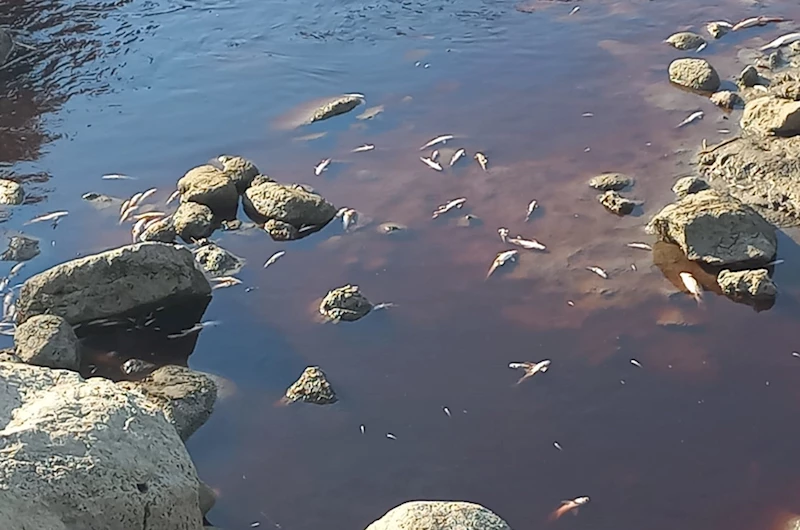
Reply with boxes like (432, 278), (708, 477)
(710, 90), (742, 109)
(0, 362), (204, 530)
(16, 242), (211, 325)
(668, 58), (720, 92)
(665, 32), (706, 51)
(740, 97), (800, 136)
(319, 284), (372, 322)
(243, 181), (336, 240)
(597, 191), (635, 215)
(587, 172), (633, 191)
(0, 235), (40, 261)
(198, 480), (216, 516)
(672, 176), (710, 198)
(282, 366), (337, 405)
(717, 268), (777, 301)
(217, 155), (260, 193)
(646, 190), (776, 266)
(308, 94), (364, 124)
(141, 217), (177, 243)
(365, 501), (512, 530)
(193, 244), (244, 277)
(173, 202), (215, 242)
(0, 178), (23, 205)
(738, 65), (760, 88)
(14, 314), (79, 371)
(178, 165), (238, 217)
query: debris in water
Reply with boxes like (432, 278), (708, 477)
(508, 360), (550, 385)
(487, 250), (518, 279)
(420, 134), (454, 150)
(549, 497), (590, 521)
(677, 111), (703, 128)
(474, 152), (488, 171)
(432, 198), (466, 219)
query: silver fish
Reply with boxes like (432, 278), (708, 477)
(352, 144), (375, 153)
(677, 111), (704, 128)
(679, 271), (703, 303)
(119, 205), (138, 224)
(360, 424), (366, 434)
(487, 250), (518, 278)
(0, 278), (8, 292)
(708, 20), (733, 29)
(137, 188), (158, 205)
(314, 158), (331, 176)
(498, 227), (509, 243)
(102, 174), (135, 180)
(627, 242), (652, 251)
(474, 152), (488, 171)
(443, 406), (451, 417)
(131, 218), (148, 242)
(129, 192), (144, 208)
(419, 134), (454, 150)
(507, 235), (546, 251)
(569, 5), (579, 15)
(26, 211), (68, 225)
(767, 259), (785, 266)
(761, 32), (800, 50)
(586, 266), (608, 279)
(432, 198), (466, 218)
(386, 433), (397, 440)
(165, 189), (181, 205)
(733, 15), (787, 31)
(167, 320), (221, 339)
(2, 292), (13, 320)
(525, 200), (538, 221)
(8, 262), (24, 278)
(211, 277), (242, 289)
(508, 359), (550, 385)
(630, 359), (643, 368)
(430, 149), (439, 162)
(119, 199), (131, 215)
(342, 208), (358, 231)
(449, 148), (466, 167)
(420, 157), (443, 171)
(263, 250), (286, 268)
(554, 441), (563, 451)
(372, 302), (395, 311)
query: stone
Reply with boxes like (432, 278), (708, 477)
(597, 191), (635, 215)
(740, 97), (800, 136)
(717, 268), (777, 301)
(710, 90), (742, 109)
(319, 284), (372, 322)
(672, 176), (710, 198)
(668, 58), (720, 92)
(198, 480), (216, 516)
(243, 181), (336, 240)
(0, 349), (20, 362)
(0, 362), (204, 530)
(282, 366), (337, 405)
(118, 365), (217, 441)
(14, 314), (79, 371)
(141, 217), (177, 243)
(193, 244), (244, 277)
(0, 235), (39, 261)
(308, 94), (364, 124)
(587, 172), (633, 191)
(665, 32), (706, 51)
(0, 178), (23, 205)
(377, 222), (410, 235)
(16, 242), (211, 325)
(646, 190), (777, 266)
(706, 22), (729, 39)
(365, 501), (512, 530)
(0, 28), (12, 66)
(739, 65), (761, 88)
(173, 201), (215, 242)
(178, 165), (238, 217)
(217, 155), (260, 193)
(770, 80), (800, 101)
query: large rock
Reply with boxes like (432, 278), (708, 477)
(740, 97), (800, 136)
(0, 362), (204, 530)
(717, 268), (777, 301)
(178, 165), (238, 217)
(319, 284), (372, 322)
(0, 235), (40, 261)
(16, 242), (211, 325)
(366, 501), (512, 530)
(14, 314), (79, 371)
(0, 178), (23, 205)
(141, 217), (177, 243)
(307, 94), (364, 124)
(243, 181), (336, 240)
(668, 58), (720, 92)
(218, 155), (260, 193)
(282, 366), (337, 405)
(665, 32), (706, 51)
(173, 202), (215, 242)
(646, 190), (777, 266)
(193, 244), (244, 277)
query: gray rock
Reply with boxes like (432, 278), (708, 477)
(141, 217), (177, 243)
(81, 192), (119, 209)
(198, 480), (216, 516)
(646, 190), (777, 266)
(217, 155), (260, 193)
(121, 358), (157, 377)
(0, 178), (23, 205)
(587, 172), (633, 191)
(706, 22), (729, 39)
(768, 51), (782, 70)
(0, 235), (39, 261)
(282, 366), (337, 405)
(308, 94), (364, 124)
(0, 363), (204, 530)
(710, 90), (742, 109)
(739, 65), (761, 88)
(118, 365), (217, 441)
(669, 58), (721, 92)
(672, 176), (710, 198)
(243, 181), (337, 240)
(14, 315), (79, 371)
(178, 165), (238, 217)
(174, 202), (215, 242)
(263, 218), (299, 241)
(319, 284), (372, 322)
(740, 96), (800, 136)
(717, 268), (777, 301)
(597, 191), (635, 215)
(17, 242), (211, 325)
(665, 32), (706, 51)
(366, 501), (512, 530)
(0, 29), (12, 66)
(193, 244), (244, 277)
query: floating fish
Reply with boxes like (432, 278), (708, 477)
(314, 158), (331, 176)
(553, 441), (563, 451)
(119, 205), (138, 224)
(430, 149), (439, 162)
(372, 302), (396, 311)
(761, 32), (800, 50)
(9, 262), (25, 278)
(211, 277), (242, 290)
(627, 242), (652, 251)
(386, 433), (397, 440)
(696, 42), (707, 52)
(352, 144), (375, 153)
(131, 218), (148, 242)
(432, 198), (466, 219)
(708, 20), (734, 29)
(549, 497), (590, 521)
(449, 148), (466, 167)
(133, 211), (166, 222)
(2, 292), (13, 320)
(679, 271), (703, 304)
(165, 189), (181, 205)
(582, 112), (594, 117)
(102, 174), (135, 180)
(420, 156), (443, 171)
(263, 251), (286, 268)
(569, 5), (580, 15)
(586, 266), (608, 279)
(508, 359), (550, 385)
(507, 235), (546, 251)
(525, 200), (538, 221)
(167, 320), (220, 339)
(487, 250), (518, 279)
(119, 199), (131, 215)
(767, 259), (785, 266)
(498, 227), (509, 243)
(138, 188), (158, 205)
(342, 208), (358, 231)
(356, 105), (384, 120)
(26, 211), (68, 225)
(360, 424), (366, 434)
(630, 359), (642, 368)
(420, 134), (454, 150)
(631, 263), (637, 271)
(733, 15), (787, 31)
(443, 406), (451, 417)
(677, 111), (704, 128)
(293, 132), (328, 142)
(474, 152), (488, 171)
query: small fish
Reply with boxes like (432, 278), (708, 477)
(342, 208), (358, 231)
(165, 189), (181, 205)
(360, 424), (366, 434)
(679, 271), (703, 304)
(569, 5), (579, 15)
(627, 242), (652, 251)
(2, 292), (13, 320)
(549, 497), (590, 521)
(102, 174), (135, 180)
(0, 278), (8, 292)
(356, 104), (384, 120)
(8, 262), (24, 278)
(119, 199), (131, 215)
(133, 211), (166, 222)
(443, 406), (451, 417)
(793, 352), (800, 358)
(449, 148), (466, 167)
(677, 111), (704, 128)
(131, 218), (148, 242)
(26, 211), (68, 225)
(386, 433), (397, 440)
(474, 152), (488, 171)
(708, 20), (734, 29)
(314, 158), (331, 176)
(586, 266), (608, 279)
(211, 277), (242, 289)
(432, 198), (466, 219)
(696, 42), (707, 52)
(761, 32), (800, 50)
(554, 441), (563, 451)
(430, 149), (439, 162)
(582, 112), (594, 117)
(263, 251), (286, 268)
(420, 156), (443, 171)
(293, 132), (328, 142)
(507, 235), (546, 251)
(137, 188), (158, 204)
(166, 320), (220, 339)
(129, 192), (144, 208)
(487, 250), (518, 279)
(498, 227), (510, 243)
(352, 144), (375, 153)
(420, 134), (454, 150)
(733, 15), (787, 31)
(631, 263), (637, 271)
(630, 359), (643, 368)
(508, 359), (551, 385)
(767, 259), (785, 266)
(372, 302), (396, 311)
(119, 205), (138, 224)
(525, 200), (538, 221)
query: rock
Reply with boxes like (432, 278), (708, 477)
(243, 181), (336, 240)
(0, 28), (12, 66)
(174, 201), (215, 242)
(14, 315), (80, 371)
(365, 501), (512, 530)
(710, 90), (742, 109)
(193, 244), (244, 277)
(597, 191), (636, 215)
(665, 32), (706, 51)
(251, 174), (275, 187)
(17, 242), (211, 325)
(741, 97), (800, 136)
(198, 480), (216, 516)
(0, 362), (204, 530)
(319, 284), (372, 322)
(118, 365), (217, 441)
(121, 358), (157, 377)
(706, 22), (729, 39)
(141, 217), (177, 243)
(264, 218), (299, 241)
(0, 178), (23, 205)
(308, 94), (364, 124)
(770, 80), (800, 101)
(0, 235), (39, 261)
(587, 172), (633, 191)
(0, 349), (20, 362)
(178, 165), (238, 217)
(646, 190), (777, 266)
(717, 268), (777, 301)
(377, 222), (410, 235)
(81, 192), (118, 209)
(282, 366), (337, 405)
(217, 155), (260, 193)
(739, 65), (761, 88)
(672, 176), (710, 198)
(668, 58), (720, 92)
(768, 51), (782, 70)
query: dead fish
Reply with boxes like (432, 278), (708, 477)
(165, 189), (181, 205)
(508, 359), (550, 385)
(443, 406), (451, 417)
(420, 157), (443, 171)
(525, 200), (538, 221)
(386, 433), (397, 440)
(487, 250), (518, 279)
(360, 424), (366, 434)
(432, 198), (466, 219)
(356, 104), (384, 120)
(767, 258), (785, 266)
(9, 262), (24, 278)
(372, 302), (395, 311)
(131, 218), (148, 242)
(708, 20), (734, 29)
(342, 208), (358, 230)
(430, 149), (439, 162)
(586, 266), (608, 279)
(733, 15), (788, 31)
(679, 271), (703, 304)
(550, 497), (590, 521)
(627, 242), (652, 251)
(2, 291), (13, 320)
(119, 205), (138, 224)
(167, 320), (221, 339)
(449, 148), (466, 167)
(507, 235), (546, 251)
(314, 158), (331, 176)
(0, 278), (8, 292)
(761, 32), (800, 50)
(137, 188), (158, 204)
(352, 144), (375, 153)
(26, 211), (68, 225)
(129, 192), (144, 207)
(498, 227), (510, 243)
(677, 111), (703, 128)
(419, 134), (454, 150)
(263, 250), (286, 268)
(293, 132), (328, 142)
(582, 112), (594, 117)
(553, 441), (563, 451)
(211, 276), (242, 289)
(630, 359), (643, 368)
(119, 199), (131, 215)
(102, 174), (135, 180)
(474, 152), (488, 171)
(569, 5), (580, 15)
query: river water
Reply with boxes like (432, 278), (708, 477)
(4, 0), (800, 529)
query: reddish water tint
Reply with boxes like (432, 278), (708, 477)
(5, 0), (800, 529)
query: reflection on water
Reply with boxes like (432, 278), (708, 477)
(5, 0), (800, 529)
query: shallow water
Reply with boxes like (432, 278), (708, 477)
(5, 0), (800, 529)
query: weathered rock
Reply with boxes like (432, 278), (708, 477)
(365, 501), (512, 530)
(669, 58), (720, 92)
(218, 155), (260, 193)
(1, 235), (39, 261)
(710, 90), (742, 109)
(740, 97), (800, 136)
(264, 218), (299, 240)
(118, 365), (217, 441)
(768, 51), (782, 70)
(319, 284), (372, 322)
(717, 268), (777, 301)
(243, 181), (336, 240)
(14, 314), (80, 371)
(282, 366), (337, 405)
(665, 32), (706, 51)
(672, 176), (710, 198)
(706, 22), (729, 39)
(193, 244), (244, 277)
(198, 480), (216, 516)
(587, 172), (633, 191)
(174, 201), (215, 242)
(0, 28), (12, 66)
(308, 94), (364, 124)
(141, 217), (177, 243)
(121, 358), (157, 377)
(646, 190), (777, 266)
(597, 191), (635, 215)
(0, 363), (204, 530)
(739, 65), (761, 88)
(178, 165), (238, 217)
(771, 80), (800, 100)
(0, 349), (20, 362)
(17, 242), (211, 325)
(0, 178), (23, 205)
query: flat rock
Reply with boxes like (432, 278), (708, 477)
(1, 235), (40, 261)
(740, 96), (800, 136)
(665, 32), (706, 51)
(710, 90), (742, 109)
(597, 191), (635, 215)
(16, 242), (211, 325)
(308, 94), (364, 124)
(717, 268), (777, 301)
(669, 58), (720, 92)
(178, 165), (238, 218)
(646, 190), (777, 266)
(282, 366), (337, 405)
(672, 176), (710, 198)
(173, 202), (215, 242)
(243, 181), (336, 240)
(365, 501), (512, 530)
(0, 179), (23, 205)
(319, 284), (372, 322)
(588, 172), (633, 191)
(141, 217), (177, 243)
(193, 244), (244, 277)
(217, 155), (260, 193)
(14, 314), (80, 371)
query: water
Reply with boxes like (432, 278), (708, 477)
(4, 0), (800, 529)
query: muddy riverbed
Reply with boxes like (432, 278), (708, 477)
(5, 0), (800, 529)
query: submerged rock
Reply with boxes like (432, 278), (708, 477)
(672, 176), (710, 198)
(669, 58), (720, 92)
(198, 480), (216, 517)
(587, 172), (633, 191)
(706, 22), (729, 39)
(16, 242), (211, 325)
(665, 32), (706, 51)
(308, 94), (364, 124)
(178, 165), (238, 217)
(243, 180), (336, 240)
(0, 178), (23, 205)
(14, 314), (80, 371)
(740, 97), (800, 136)
(738, 65), (761, 88)
(319, 284), (372, 322)
(377, 222), (410, 235)
(141, 217), (177, 243)
(717, 268), (777, 302)
(193, 244), (244, 277)
(1, 235), (39, 261)
(365, 501), (512, 530)
(646, 190), (776, 266)
(282, 366), (337, 405)
(218, 155), (260, 193)
(173, 201), (215, 242)
(597, 191), (635, 215)
(710, 90), (742, 109)
(0, 363), (204, 530)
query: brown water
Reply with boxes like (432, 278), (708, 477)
(5, 0), (800, 529)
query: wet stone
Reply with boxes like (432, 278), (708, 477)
(738, 65), (761, 88)
(1, 235), (40, 261)
(308, 94), (364, 124)
(665, 32), (706, 51)
(669, 58), (720, 92)
(14, 314), (80, 371)
(597, 191), (635, 215)
(140, 218), (177, 243)
(193, 244), (244, 277)
(706, 22), (729, 39)
(218, 155), (260, 194)
(173, 201), (215, 242)
(282, 366), (337, 405)
(319, 284), (372, 322)
(588, 172), (633, 191)
(672, 176), (710, 198)
(177, 164), (238, 217)
(366, 501), (512, 530)
(0, 179), (23, 205)
(710, 90), (742, 109)
(717, 268), (777, 301)
(243, 180), (336, 240)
